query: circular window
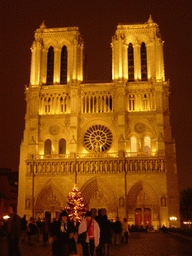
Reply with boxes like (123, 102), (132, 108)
(84, 125), (113, 153)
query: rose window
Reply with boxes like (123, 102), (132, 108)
(84, 125), (113, 153)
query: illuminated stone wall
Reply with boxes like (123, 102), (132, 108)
(18, 17), (180, 228)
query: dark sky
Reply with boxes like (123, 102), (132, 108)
(0, 0), (192, 192)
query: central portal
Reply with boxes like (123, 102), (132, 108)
(135, 208), (151, 227)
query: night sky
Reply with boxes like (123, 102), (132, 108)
(0, 0), (192, 192)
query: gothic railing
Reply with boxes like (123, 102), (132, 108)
(26, 157), (166, 176)
(77, 152), (118, 158)
(36, 154), (69, 159)
(35, 151), (158, 159)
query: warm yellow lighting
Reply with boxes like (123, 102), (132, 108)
(39, 150), (44, 156)
(170, 216), (177, 221)
(3, 215), (10, 220)
(183, 221), (192, 224)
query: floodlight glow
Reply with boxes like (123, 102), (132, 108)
(169, 216), (177, 221)
(3, 215), (10, 220)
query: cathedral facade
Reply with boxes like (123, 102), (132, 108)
(18, 16), (180, 228)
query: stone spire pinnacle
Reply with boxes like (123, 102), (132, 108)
(40, 20), (46, 29)
(147, 15), (153, 24)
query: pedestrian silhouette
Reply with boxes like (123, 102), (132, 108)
(6, 205), (22, 256)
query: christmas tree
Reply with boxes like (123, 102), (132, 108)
(65, 184), (86, 222)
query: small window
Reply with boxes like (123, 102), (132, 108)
(131, 136), (137, 152)
(144, 136), (151, 152)
(44, 139), (51, 155)
(129, 94), (135, 111)
(60, 97), (64, 113)
(59, 139), (66, 154)
(142, 94), (148, 110)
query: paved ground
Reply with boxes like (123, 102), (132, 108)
(1, 232), (192, 256)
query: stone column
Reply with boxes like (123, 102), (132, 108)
(54, 48), (61, 84)
(133, 44), (141, 80)
(30, 41), (36, 85)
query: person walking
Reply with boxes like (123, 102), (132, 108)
(78, 211), (100, 256)
(121, 218), (130, 244)
(6, 205), (22, 256)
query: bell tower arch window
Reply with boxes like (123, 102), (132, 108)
(128, 43), (134, 81)
(44, 139), (51, 155)
(59, 138), (66, 154)
(60, 46), (67, 84)
(47, 47), (54, 85)
(141, 42), (147, 81)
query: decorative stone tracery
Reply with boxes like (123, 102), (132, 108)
(84, 125), (113, 153)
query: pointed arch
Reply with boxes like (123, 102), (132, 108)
(141, 42), (147, 81)
(44, 139), (51, 155)
(144, 136), (151, 152)
(80, 177), (118, 215)
(60, 45), (67, 84)
(131, 136), (137, 152)
(47, 46), (54, 85)
(35, 183), (66, 213)
(59, 138), (66, 154)
(127, 180), (159, 207)
(128, 43), (134, 81)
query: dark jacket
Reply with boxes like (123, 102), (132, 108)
(6, 214), (22, 239)
(95, 214), (110, 242)
(52, 220), (75, 244)
(28, 222), (37, 236)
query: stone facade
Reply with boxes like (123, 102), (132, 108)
(18, 16), (180, 228)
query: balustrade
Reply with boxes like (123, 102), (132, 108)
(26, 158), (166, 175)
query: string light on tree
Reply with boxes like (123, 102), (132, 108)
(66, 184), (86, 222)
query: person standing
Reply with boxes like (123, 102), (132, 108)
(6, 205), (22, 256)
(36, 217), (42, 241)
(95, 209), (110, 256)
(28, 217), (37, 245)
(113, 217), (122, 245)
(42, 217), (50, 244)
(78, 211), (100, 256)
(121, 218), (130, 244)
(52, 211), (75, 256)
(21, 215), (27, 242)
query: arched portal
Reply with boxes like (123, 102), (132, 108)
(80, 177), (118, 219)
(35, 184), (66, 220)
(127, 181), (159, 228)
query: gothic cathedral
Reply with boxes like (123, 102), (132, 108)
(18, 16), (180, 228)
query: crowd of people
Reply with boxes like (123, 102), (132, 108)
(1, 205), (131, 256)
